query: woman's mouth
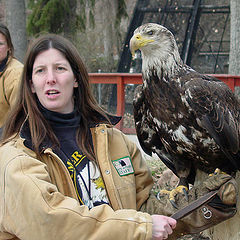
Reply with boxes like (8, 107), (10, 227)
(46, 90), (60, 95)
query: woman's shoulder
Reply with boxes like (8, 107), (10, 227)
(4, 57), (23, 75)
(0, 137), (25, 159)
(0, 137), (35, 165)
(100, 124), (137, 149)
(0, 137), (45, 184)
(7, 57), (23, 68)
(0, 137), (51, 196)
(95, 123), (125, 136)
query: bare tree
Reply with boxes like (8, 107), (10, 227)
(99, 0), (115, 72)
(91, 0), (128, 72)
(229, 0), (240, 74)
(5, 0), (27, 62)
(63, 0), (77, 41)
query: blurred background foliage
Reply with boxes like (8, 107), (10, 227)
(26, 0), (129, 72)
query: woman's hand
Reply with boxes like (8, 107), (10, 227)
(151, 215), (176, 240)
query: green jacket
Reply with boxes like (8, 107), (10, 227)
(0, 124), (154, 240)
(0, 57), (23, 127)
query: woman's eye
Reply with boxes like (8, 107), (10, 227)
(147, 30), (154, 35)
(35, 68), (44, 74)
(57, 66), (65, 71)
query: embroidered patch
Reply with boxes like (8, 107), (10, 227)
(112, 156), (134, 176)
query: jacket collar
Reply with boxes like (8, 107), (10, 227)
(88, 114), (121, 128)
(20, 120), (50, 152)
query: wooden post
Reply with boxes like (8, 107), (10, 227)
(116, 76), (125, 131)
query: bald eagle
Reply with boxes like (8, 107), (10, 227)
(130, 23), (240, 198)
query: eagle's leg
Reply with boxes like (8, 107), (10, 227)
(160, 177), (189, 208)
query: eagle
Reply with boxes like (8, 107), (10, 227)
(129, 23), (240, 202)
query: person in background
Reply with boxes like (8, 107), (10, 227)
(0, 23), (23, 136)
(0, 34), (236, 240)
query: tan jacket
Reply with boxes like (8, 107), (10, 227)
(0, 57), (23, 127)
(0, 124), (154, 240)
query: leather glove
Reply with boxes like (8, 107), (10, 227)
(140, 173), (238, 239)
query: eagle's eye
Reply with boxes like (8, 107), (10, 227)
(147, 30), (154, 35)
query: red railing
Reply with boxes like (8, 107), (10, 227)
(89, 73), (240, 134)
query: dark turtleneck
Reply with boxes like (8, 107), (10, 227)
(0, 55), (8, 72)
(37, 101), (82, 160)
(38, 100), (81, 128)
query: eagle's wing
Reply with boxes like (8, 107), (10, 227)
(133, 85), (177, 173)
(133, 85), (158, 155)
(185, 75), (240, 169)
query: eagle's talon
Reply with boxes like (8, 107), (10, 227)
(170, 199), (178, 209)
(182, 187), (189, 201)
(160, 185), (188, 208)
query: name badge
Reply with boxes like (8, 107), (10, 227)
(112, 156), (134, 176)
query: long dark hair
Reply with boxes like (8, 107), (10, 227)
(1, 34), (110, 161)
(0, 23), (14, 57)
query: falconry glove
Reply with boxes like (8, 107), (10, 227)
(140, 173), (238, 239)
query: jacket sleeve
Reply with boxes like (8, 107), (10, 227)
(1, 153), (152, 240)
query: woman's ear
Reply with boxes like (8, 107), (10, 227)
(30, 80), (36, 93)
(74, 79), (78, 88)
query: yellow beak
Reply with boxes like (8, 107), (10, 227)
(129, 33), (154, 58)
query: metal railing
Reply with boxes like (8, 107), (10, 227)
(89, 73), (240, 134)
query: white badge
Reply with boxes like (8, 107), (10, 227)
(112, 156), (134, 176)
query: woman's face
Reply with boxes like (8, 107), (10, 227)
(0, 33), (9, 63)
(31, 48), (78, 114)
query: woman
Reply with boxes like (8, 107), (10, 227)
(0, 34), (235, 240)
(0, 23), (23, 131)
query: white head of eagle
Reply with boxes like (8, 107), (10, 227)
(130, 23), (183, 80)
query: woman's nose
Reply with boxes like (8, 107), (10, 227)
(46, 69), (56, 84)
